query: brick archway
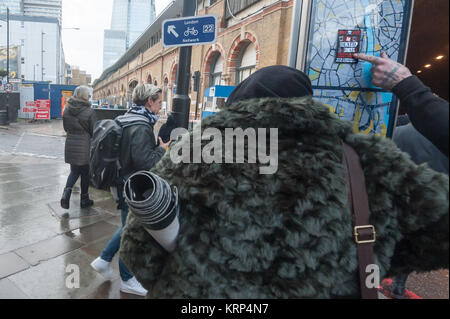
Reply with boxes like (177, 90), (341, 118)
(202, 43), (226, 86)
(170, 63), (178, 86)
(227, 32), (260, 85)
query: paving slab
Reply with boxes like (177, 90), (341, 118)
(94, 198), (120, 216)
(21, 175), (68, 189)
(104, 215), (122, 227)
(0, 181), (34, 193)
(55, 212), (116, 235)
(0, 252), (30, 279)
(0, 163), (21, 169)
(15, 235), (84, 266)
(0, 189), (39, 210)
(64, 221), (118, 245)
(8, 249), (107, 299)
(48, 201), (101, 220)
(0, 224), (58, 256)
(0, 278), (31, 299)
(0, 202), (51, 228)
(80, 278), (145, 299)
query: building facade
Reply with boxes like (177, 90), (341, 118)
(0, 0), (64, 85)
(0, 0), (23, 15)
(103, 0), (157, 70)
(23, 0), (62, 22)
(0, 0), (62, 21)
(95, 0), (294, 115)
(69, 66), (92, 86)
(0, 13), (64, 84)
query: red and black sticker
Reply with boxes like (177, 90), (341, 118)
(336, 30), (361, 63)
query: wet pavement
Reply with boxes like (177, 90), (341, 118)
(0, 120), (145, 299)
(0, 120), (448, 299)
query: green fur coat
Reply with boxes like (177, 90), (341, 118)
(120, 96), (449, 298)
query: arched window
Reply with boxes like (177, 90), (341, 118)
(236, 42), (256, 84)
(154, 80), (158, 86)
(147, 74), (152, 84)
(210, 53), (223, 86)
(163, 77), (171, 112)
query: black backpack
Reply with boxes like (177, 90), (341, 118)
(89, 114), (150, 190)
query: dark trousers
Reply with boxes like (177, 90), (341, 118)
(65, 164), (90, 194)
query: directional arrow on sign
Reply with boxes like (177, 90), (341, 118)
(168, 25), (179, 38)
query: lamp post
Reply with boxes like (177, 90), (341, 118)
(6, 7), (9, 83)
(34, 64), (39, 81)
(41, 31), (45, 81)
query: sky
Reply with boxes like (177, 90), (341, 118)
(61, 0), (173, 83)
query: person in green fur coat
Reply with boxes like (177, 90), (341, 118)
(119, 66), (449, 298)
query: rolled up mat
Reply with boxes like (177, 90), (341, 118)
(124, 171), (180, 252)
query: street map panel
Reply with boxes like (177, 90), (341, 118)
(305, 0), (412, 136)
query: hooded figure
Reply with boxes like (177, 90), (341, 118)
(63, 93), (96, 166)
(119, 66), (449, 298)
(61, 86), (97, 210)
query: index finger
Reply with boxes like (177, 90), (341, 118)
(353, 53), (380, 64)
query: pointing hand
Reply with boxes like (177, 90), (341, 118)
(353, 51), (412, 90)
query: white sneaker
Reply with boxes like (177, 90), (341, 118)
(120, 277), (148, 296)
(90, 257), (113, 280)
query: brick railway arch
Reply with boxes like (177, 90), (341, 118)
(227, 32), (260, 85)
(203, 43), (226, 87)
(170, 62), (178, 94)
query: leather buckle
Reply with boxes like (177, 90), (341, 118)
(354, 225), (376, 244)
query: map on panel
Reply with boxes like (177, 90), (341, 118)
(305, 0), (413, 136)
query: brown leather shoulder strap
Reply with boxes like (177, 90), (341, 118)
(342, 142), (378, 299)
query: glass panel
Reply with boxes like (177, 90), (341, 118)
(240, 43), (256, 68)
(304, 0), (413, 137)
(213, 55), (223, 73)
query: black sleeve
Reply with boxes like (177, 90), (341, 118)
(393, 76), (449, 157)
(130, 125), (166, 171)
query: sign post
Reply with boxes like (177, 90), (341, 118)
(162, 1), (217, 130)
(162, 15), (218, 48)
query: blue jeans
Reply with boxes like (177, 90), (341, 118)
(100, 202), (133, 281)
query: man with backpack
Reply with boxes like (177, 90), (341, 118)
(90, 83), (171, 296)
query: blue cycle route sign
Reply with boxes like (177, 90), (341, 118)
(162, 15), (218, 48)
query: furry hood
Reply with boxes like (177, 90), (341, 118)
(120, 97), (449, 298)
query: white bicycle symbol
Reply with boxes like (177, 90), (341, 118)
(184, 27), (199, 36)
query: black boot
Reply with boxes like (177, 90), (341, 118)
(80, 193), (94, 208)
(61, 187), (72, 210)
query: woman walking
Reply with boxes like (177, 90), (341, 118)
(61, 86), (96, 209)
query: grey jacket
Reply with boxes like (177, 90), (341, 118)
(63, 97), (96, 166)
